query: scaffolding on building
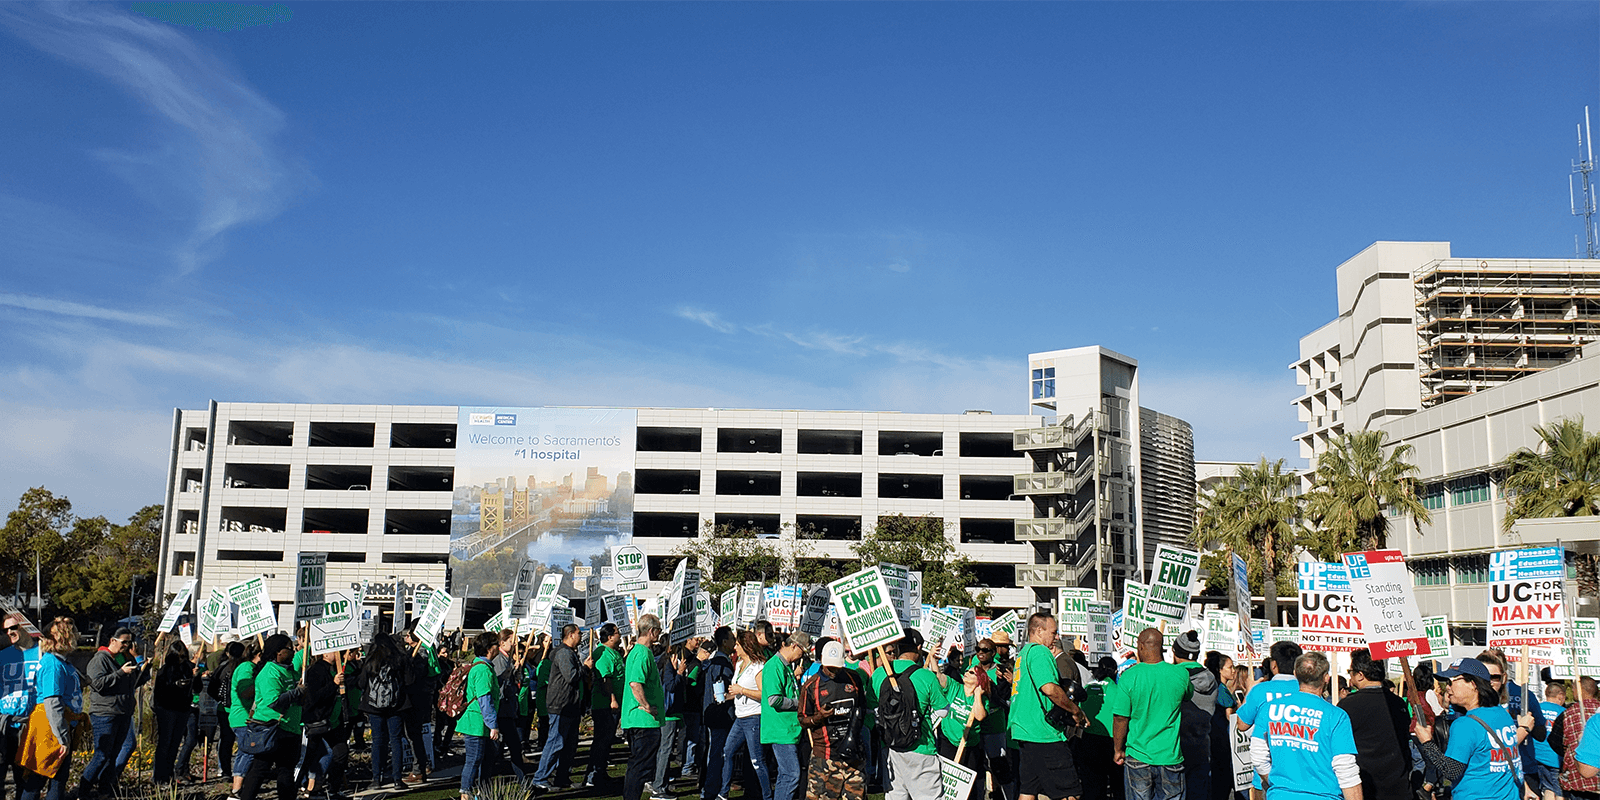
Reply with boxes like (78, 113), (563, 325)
(1415, 259), (1600, 407)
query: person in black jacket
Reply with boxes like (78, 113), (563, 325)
(358, 634), (413, 789)
(531, 624), (584, 792)
(152, 639), (202, 784)
(399, 630), (436, 785)
(698, 628), (736, 800)
(1337, 649), (1414, 800)
(298, 649), (353, 800)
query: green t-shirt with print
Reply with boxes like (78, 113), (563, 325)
(870, 660), (944, 756)
(1106, 660), (1192, 766)
(1082, 676), (1120, 738)
(455, 659), (498, 738)
(227, 660), (257, 730)
(621, 645), (663, 729)
(939, 683), (988, 746)
(1007, 643), (1066, 744)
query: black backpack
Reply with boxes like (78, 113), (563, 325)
(210, 661), (235, 707)
(876, 664), (924, 752)
(367, 662), (402, 711)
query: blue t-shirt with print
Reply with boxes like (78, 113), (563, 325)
(1236, 675), (1300, 790)
(0, 646), (41, 720)
(1250, 690), (1358, 800)
(1531, 701), (1563, 768)
(1445, 706), (1521, 800)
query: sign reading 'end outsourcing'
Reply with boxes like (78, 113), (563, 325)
(828, 567), (904, 652)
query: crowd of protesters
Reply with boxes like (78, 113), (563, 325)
(10, 607), (1600, 800)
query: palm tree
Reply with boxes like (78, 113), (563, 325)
(1303, 430), (1431, 556)
(1500, 417), (1600, 596)
(1192, 457), (1302, 626)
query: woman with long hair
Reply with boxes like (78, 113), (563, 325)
(152, 639), (201, 783)
(357, 634), (413, 789)
(457, 632), (502, 800)
(1415, 658), (1533, 800)
(18, 617), (87, 800)
(717, 631), (770, 800)
(936, 662), (990, 800)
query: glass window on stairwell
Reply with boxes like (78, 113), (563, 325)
(1031, 367), (1055, 400)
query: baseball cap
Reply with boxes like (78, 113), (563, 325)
(1436, 658), (1492, 682)
(821, 641), (846, 668)
(1173, 631), (1202, 658)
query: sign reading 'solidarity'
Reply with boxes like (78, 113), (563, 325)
(828, 566), (905, 652)
(612, 545), (649, 594)
(1148, 545), (1200, 622)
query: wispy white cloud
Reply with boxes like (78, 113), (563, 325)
(674, 306), (737, 334)
(0, 292), (174, 327)
(0, 4), (310, 273)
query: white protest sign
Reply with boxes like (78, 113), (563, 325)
(768, 585), (803, 630)
(925, 607), (960, 655)
(1489, 546), (1567, 647)
(1269, 626), (1300, 645)
(1120, 581), (1152, 649)
(414, 590), (455, 648)
(828, 566), (904, 652)
(1148, 545), (1200, 622)
(178, 623), (192, 647)
(311, 591), (362, 655)
(1059, 587), (1097, 638)
(670, 566), (700, 646)
(1087, 602), (1114, 655)
(1297, 562), (1364, 653)
(939, 757), (978, 800)
(530, 573), (564, 632)
(295, 552), (328, 623)
(1231, 552), (1255, 658)
(197, 587), (229, 641)
(1229, 717), (1254, 791)
(720, 587), (739, 625)
(908, 571), (922, 619)
(695, 591), (714, 638)
(1422, 615), (1450, 656)
(879, 563), (913, 627)
(484, 610), (506, 633)
(1550, 619), (1600, 679)
(1203, 610), (1241, 659)
(739, 581), (764, 629)
(228, 578), (276, 638)
(612, 545), (649, 593)
(1341, 549), (1430, 659)
(799, 585), (831, 637)
(989, 610), (1020, 643)
(1249, 618), (1269, 654)
(158, 578), (198, 634)
(602, 595), (634, 637)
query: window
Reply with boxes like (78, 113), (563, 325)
(1420, 483), (1445, 511)
(1031, 367), (1056, 400)
(1410, 558), (1449, 587)
(1455, 554), (1489, 584)
(171, 551), (195, 576)
(1449, 474), (1490, 507)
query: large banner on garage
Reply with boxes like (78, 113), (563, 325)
(453, 407), (637, 599)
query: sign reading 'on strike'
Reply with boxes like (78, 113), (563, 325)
(1341, 549), (1430, 659)
(1489, 546), (1566, 647)
(828, 566), (904, 651)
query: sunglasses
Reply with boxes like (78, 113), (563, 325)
(1488, 674), (1505, 681)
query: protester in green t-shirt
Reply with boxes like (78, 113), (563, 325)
(1006, 612), (1089, 800)
(621, 614), (665, 800)
(584, 623), (625, 791)
(870, 629), (947, 800)
(457, 632), (502, 800)
(937, 662), (991, 799)
(236, 633), (301, 800)
(762, 631), (811, 800)
(226, 640), (264, 796)
(1109, 627), (1193, 797)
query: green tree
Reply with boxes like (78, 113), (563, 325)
(854, 514), (988, 609)
(49, 505), (163, 617)
(674, 523), (783, 597)
(1303, 430), (1431, 556)
(1, 487), (73, 590)
(1500, 416), (1600, 595)
(1191, 458), (1302, 625)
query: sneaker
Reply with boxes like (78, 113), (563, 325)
(403, 774), (426, 786)
(651, 791), (675, 800)
(582, 775), (597, 789)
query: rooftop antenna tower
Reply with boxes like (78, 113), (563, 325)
(1571, 106), (1598, 258)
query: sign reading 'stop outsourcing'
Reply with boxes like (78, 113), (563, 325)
(828, 566), (904, 651)
(1488, 546), (1567, 647)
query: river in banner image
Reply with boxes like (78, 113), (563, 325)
(525, 521), (630, 568)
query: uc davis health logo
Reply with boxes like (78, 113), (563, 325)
(468, 413), (495, 426)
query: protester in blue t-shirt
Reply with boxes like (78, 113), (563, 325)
(1414, 658), (1532, 800)
(2, 614), (43, 800)
(1236, 641), (1304, 792)
(1575, 701), (1600, 778)
(1248, 651), (1360, 800)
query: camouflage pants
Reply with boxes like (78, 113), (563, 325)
(807, 755), (865, 800)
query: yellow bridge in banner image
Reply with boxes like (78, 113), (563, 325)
(453, 486), (547, 560)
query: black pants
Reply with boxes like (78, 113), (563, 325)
(589, 708), (619, 786)
(1073, 733), (1124, 800)
(403, 705), (431, 776)
(216, 708), (236, 779)
(238, 732), (300, 800)
(624, 728), (662, 800)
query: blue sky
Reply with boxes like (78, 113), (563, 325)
(1, 1), (1596, 519)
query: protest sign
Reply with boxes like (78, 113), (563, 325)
(1148, 545), (1200, 622)
(414, 589), (455, 648)
(1203, 610), (1242, 658)
(602, 594), (634, 637)
(178, 623), (192, 647)
(1249, 619), (1269, 654)
(1550, 619), (1600, 679)
(1341, 549), (1430, 658)
(1059, 588), (1097, 639)
(670, 566), (700, 646)
(828, 566), (905, 651)
(1269, 626), (1300, 644)
(1231, 553), (1254, 656)
(1298, 562), (1364, 653)
(158, 579), (198, 634)
(879, 563), (913, 627)
(769, 585), (803, 630)
(823, 606), (841, 641)
(613, 545), (649, 593)
(228, 578), (276, 638)
(1422, 615), (1450, 656)
(695, 591), (714, 638)
(1120, 581), (1152, 649)
(311, 591), (362, 654)
(1088, 601), (1114, 655)
(739, 581), (764, 628)
(798, 586), (831, 637)
(908, 571), (922, 619)
(197, 588), (229, 641)
(295, 552), (328, 623)
(530, 573), (563, 632)
(989, 610), (1020, 643)
(939, 757), (978, 800)
(484, 610), (506, 633)
(1488, 547), (1567, 647)
(720, 588), (739, 625)
(1229, 718), (1254, 792)
(925, 607), (960, 654)
(959, 607), (977, 652)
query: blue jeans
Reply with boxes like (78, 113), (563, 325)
(720, 717), (770, 800)
(367, 713), (405, 786)
(81, 713), (134, 794)
(462, 735), (490, 795)
(771, 742), (800, 800)
(1124, 759), (1183, 800)
(534, 712), (579, 786)
(701, 726), (730, 800)
(232, 726), (255, 775)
